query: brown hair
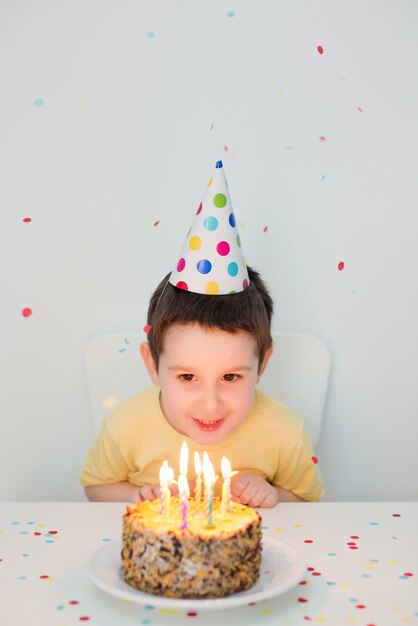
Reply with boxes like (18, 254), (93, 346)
(145, 266), (273, 371)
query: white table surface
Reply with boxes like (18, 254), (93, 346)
(0, 501), (417, 626)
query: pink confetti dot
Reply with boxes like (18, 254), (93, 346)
(357, 106), (364, 112)
(143, 324), (152, 334)
(319, 136), (326, 142)
(350, 535), (359, 539)
(312, 571), (322, 576)
(39, 575), (50, 579)
(69, 601), (79, 605)
(307, 567), (314, 571)
(392, 513), (401, 517)
(187, 611), (198, 616)
(403, 572), (413, 577)
(23, 217), (32, 223)
(349, 546), (358, 550)
(263, 226), (268, 233)
(298, 597), (308, 602)
(196, 203), (203, 215)
(356, 604), (366, 609)
(304, 539), (313, 543)
(317, 45), (324, 54)
(223, 145), (229, 152)
(299, 580), (307, 585)
(311, 456), (318, 464)
(22, 307), (32, 318)
(153, 220), (160, 227)
(48, 530), (58, 535)
(34, 532), (42, 536)
(79, 618), (90, 621)
(338, 261), (345, 271)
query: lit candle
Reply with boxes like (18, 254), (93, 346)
(202, 451), (217, 527)
(159, 460), (174, 521)
(180, 440), (189, 478)
(194, 451), (202, 509)
(178, 473), (190, 529)
(221, 456), (238, 515)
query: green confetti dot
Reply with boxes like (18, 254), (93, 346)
(213, 193), (227, 208)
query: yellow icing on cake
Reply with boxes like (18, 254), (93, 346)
(126, 497), (258, 538)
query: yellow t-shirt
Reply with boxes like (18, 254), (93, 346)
(80, 386), (324, 501)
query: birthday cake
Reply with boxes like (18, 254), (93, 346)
(121, 497), (262, 599)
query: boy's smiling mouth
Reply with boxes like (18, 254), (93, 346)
(193, 417), (225, 432)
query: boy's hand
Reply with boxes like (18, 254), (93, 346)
(132, 484), (162, 503)
(231, 473), (279, 508)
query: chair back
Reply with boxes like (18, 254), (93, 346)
(84, 332), (330, 445)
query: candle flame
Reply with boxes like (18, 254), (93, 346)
(202, 451), (216, 484)
(221, 456), (232, 479)
(159, 460), (174, 486)
(194, 451), (202, 476)
(178, 473), (190, 497)
(180, 441), (188, 476)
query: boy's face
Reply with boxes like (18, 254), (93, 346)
(141, 324), (271, 445)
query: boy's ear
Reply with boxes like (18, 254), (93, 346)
(257, 345), (273, 382)
(140, 342), (159, 386)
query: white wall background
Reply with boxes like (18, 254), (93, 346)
(1, 0), (417, 502)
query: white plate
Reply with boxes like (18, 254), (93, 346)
(89, 536), (306, 612)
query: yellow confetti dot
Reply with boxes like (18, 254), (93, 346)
(207, 177), (213, 187)
(346, 619), (358, 625)
(277, 86), (284, 94)
(394, 606), (404, 612)
(119, 599), (133, 605)
(292, 523), (304, 528)
(160, 608), (179, 615)
(189, 236), (202, 251)
(0, 530), (5, 534)
(389, 559), (399, 564)
(365, 565), (375, 570)
(401, 619), (412, 624)
(314, 617), (327, 623)
(205, 281), (219, 295)
(281, 620), (291, 625)
(339, 581), (350, 587)
(261, 609), (272, 615)
(274, 527), (282, 532)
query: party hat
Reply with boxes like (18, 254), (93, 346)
(169, 161), (250, 295)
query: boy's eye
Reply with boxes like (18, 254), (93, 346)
(178, 374), (195, 382)
(223, 373), (241, 382)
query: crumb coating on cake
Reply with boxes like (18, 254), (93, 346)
(121, 498), (262, 598)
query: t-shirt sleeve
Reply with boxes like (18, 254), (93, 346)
(79, 418), (131, 487)
(272, 422), (325, 502)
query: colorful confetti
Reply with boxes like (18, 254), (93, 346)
(22, 217), (32, 223)
(338, 261), (345, 271)
(153, 220), (160, 227)
(22, 308), (32, 318)
(317, 45), (324, 54)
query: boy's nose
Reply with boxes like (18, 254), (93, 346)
(200, 384), (222, 415)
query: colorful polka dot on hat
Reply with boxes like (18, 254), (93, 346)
(169, 160), (250, 295)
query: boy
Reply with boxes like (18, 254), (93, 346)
(80, 162), (324, 506)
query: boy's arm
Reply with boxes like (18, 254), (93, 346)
(85, 482), (161, 503)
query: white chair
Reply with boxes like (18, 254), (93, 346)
(84, 332), (330, 445)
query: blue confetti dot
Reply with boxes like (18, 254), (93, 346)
(361, 573), (371, 578)
(102, 537), (111, 542)
(326, 581), (336, 586)
(22, 553), (29, 557)
(19, 531), (29, 535)
(349, 597), (359, 603)
(12, 521), (20, 525)
(45, 539), (54, 543)
(399, 575), (409, 579)
(142, 621), (151, 625)
(145, 605), (155, 610)
(124, 338), (130, 345)
(261, 526), (269, 531)
(57, 605), (64, 610)
(118, 348), (127, 353)
(147, 32), (155, 38)
(328, 552), (337, 556)
(17, 576), (27, 580)
(369, 521), (379, 525)
(34, 99), (44, 107)
(227, 10), (235, 17)
(228, 213), (236, 228)
(26, 521), (35, 525)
